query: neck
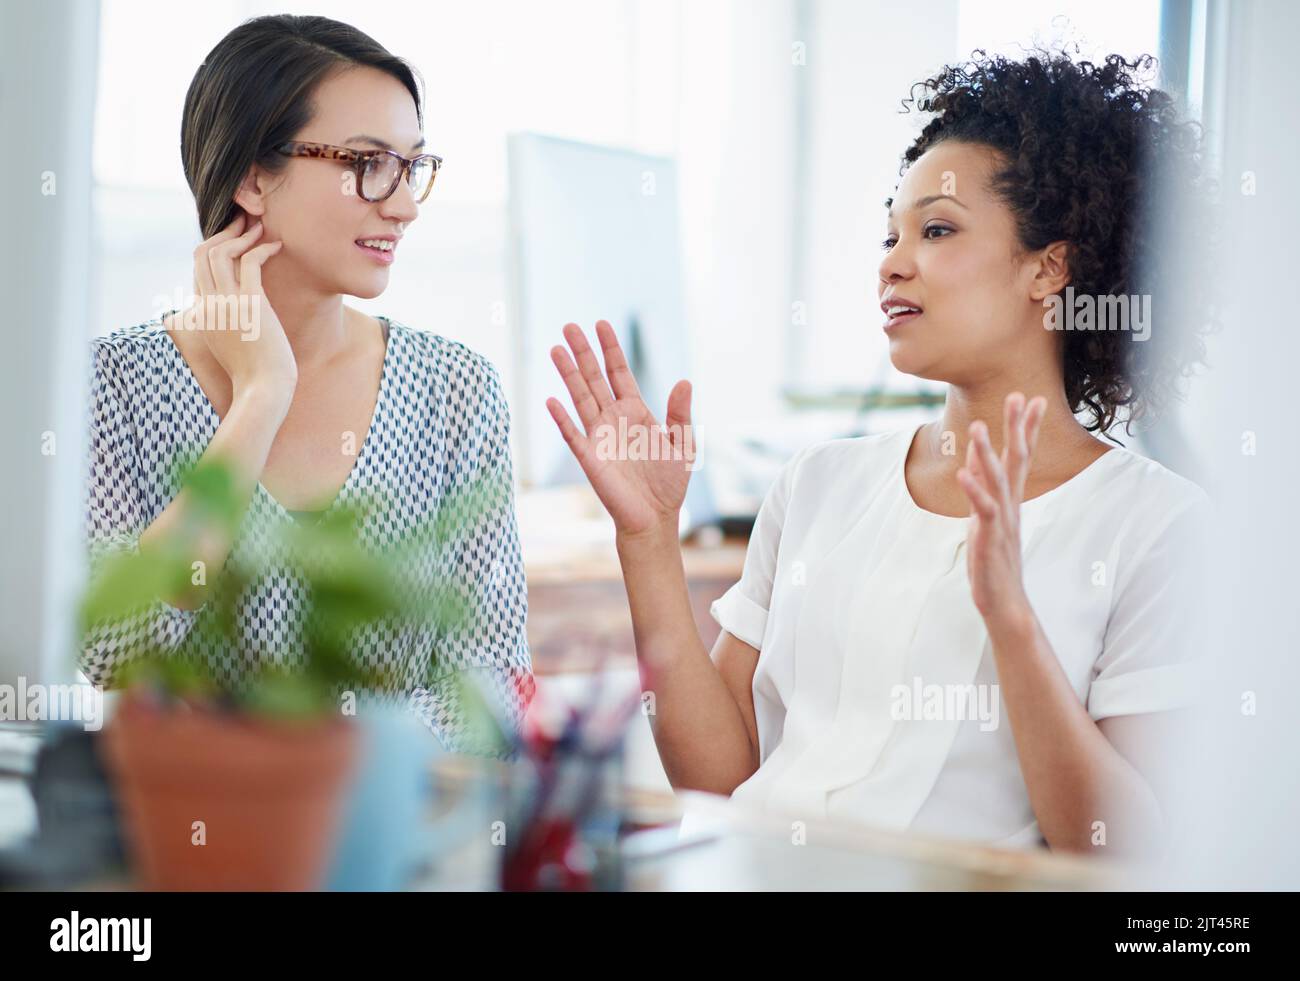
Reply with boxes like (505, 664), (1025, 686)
(933, 365), (1091, 471)
(260, 272), (352, 372)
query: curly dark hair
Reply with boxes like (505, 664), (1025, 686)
(899, 48), (1217, 437)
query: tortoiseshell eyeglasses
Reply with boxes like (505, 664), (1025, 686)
(275, 141), (442, 203)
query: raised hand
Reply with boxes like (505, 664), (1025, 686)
(181, 211), (297, 399)
(955, 392), (1047, 622)
(546, 322), (694, 538)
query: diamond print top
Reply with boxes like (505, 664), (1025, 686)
(82, 312), (534, 755)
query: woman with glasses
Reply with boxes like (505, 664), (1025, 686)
(82, 15), (532, 755)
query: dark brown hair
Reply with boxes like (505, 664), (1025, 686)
(180, 14), (423, 239)
(899, 48), (1217, 438)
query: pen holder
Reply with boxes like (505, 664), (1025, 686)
(499, 736), (626, 891)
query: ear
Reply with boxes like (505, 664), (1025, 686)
(231, 164), (273, 219)
(1028, 240), (1071, 301)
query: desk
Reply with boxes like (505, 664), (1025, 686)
(425, 759), (1128, 891)
(4, 752), (1129, 891)
(622, 791), (1125, 890)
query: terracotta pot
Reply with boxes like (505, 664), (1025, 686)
(101, 695), (360, 891)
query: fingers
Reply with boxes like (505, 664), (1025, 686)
(562, 323), (615, 412)
(1002, 391), (1024, 459)
(969, 420), (1010, 504)
(545, 396), (588, 454)
(193, 248), (216, 296)
(664, 379), (691, 430)
(961, 393), (1051, 518)
(209, 218), (265, 296)
(210, 211), (248, 244)
(549, 343), (601, 432)
(546, 395), (607, 491)
(237, 240), (284, 296)
(193, 213), (246, 296)
(1002, 392), (1028, 498)
(595, 321), (643, 402)
(964, 393), (1051, 509)
(1023, 396), (1047, 460)
(965, 431), (981, 479)
(665, 379), (693, 456)
(964, 435), (994, 513)
(957, 463), (998, 518)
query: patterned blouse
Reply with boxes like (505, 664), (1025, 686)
(82, 311), (533, 755)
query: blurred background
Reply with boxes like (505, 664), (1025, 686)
(1, 0), (1296, 890)
(86, 0), (1174, 511)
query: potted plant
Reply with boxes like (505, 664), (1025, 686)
(79, 453), (504, 890)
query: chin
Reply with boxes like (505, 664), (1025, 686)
(887, 341), (947, 382)
(346, 275), (389, 301)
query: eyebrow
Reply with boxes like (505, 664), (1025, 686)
(884, 193), (968, 218)
(344, 134), (426, 152)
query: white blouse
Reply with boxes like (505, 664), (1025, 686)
(702, 423), (1212, 849)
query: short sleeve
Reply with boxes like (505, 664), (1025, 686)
(708, 446), (806, 650)
(1086, 489), (1214, 721)
(407, 355), (534, 756)
(80, 341), (201, 687)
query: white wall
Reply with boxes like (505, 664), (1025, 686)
(1174, 0), (1300, 891)
(793, 0), (960, 396)
(793, 0), (1163, 399)
(89, 0), (1173, 505)
(90, 0), (804, 507)
(0, 1), (101, 689)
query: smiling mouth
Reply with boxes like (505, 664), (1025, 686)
(883, 308), (922, 329)
(355, 240), (395, 264)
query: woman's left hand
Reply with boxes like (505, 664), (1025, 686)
(956, 392), (1047, 624)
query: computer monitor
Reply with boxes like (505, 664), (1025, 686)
(506, 132), (716, 531)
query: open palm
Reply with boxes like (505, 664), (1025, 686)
(546, 321), (694, 537)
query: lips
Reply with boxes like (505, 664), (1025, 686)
(355, 239), (396, 264)
(883, 309), (922, 330)
(881, 296), (923, 330)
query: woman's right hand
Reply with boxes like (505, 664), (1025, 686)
(184, 212), (296, 399)
(547, 321), (695, 539)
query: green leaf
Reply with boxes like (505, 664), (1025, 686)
(79, 449), (497, 723)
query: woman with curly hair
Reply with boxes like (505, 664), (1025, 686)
(545, 50), (1213, 854)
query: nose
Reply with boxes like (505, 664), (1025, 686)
(877, 237), (917, 296)
(378, 171), (419, 224)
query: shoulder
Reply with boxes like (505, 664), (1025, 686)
(381, 320), (512, 448)
(754, 427), (907, 522)
(1078, 445), (1213, 575)
(384, 319), (504, 395)
(1094, 445), (1212, 525)
(780, 427), (908, 493)
(90, 319), (172, 369)
(795, 428), (906, 472)
(88, 319), (178, 411)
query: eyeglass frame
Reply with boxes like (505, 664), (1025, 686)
(274, 141), (443, 203)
